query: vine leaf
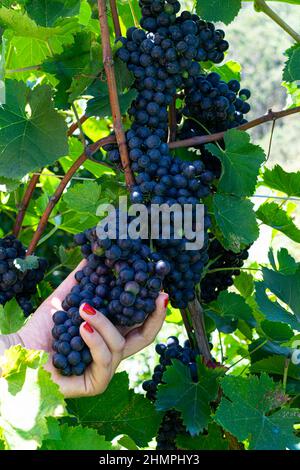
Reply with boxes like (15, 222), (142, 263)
(260, 319), (294, 343)
(0, 81), (68, 180)
(63, 180), (103, 215)
(0, 299), (26, 334)
(263, 164), (300, 197)
(58, 245), (82, 270)
(250, 356), (300, 381)
(256, 201), (300, 243)
(209, 60), (241, 82)
(42, 424), (112, 450)
(213, 194), (259, 252)
(177, 423), (229, 450)
(196, 0), (242, 25)
(156, 359), (222, 436)
(206, 291), (256, 327)
(255, 282), (300, 331)
(25, 0), (81, 27)
(215, 374), (300, 450)
(277, 247), (298, 275)
(0, 346), (66, 450)
(234, 271), (254, 298)
(67, 372), (161, 447)
(283, 44), (300, 82)
(207, 130), (265, 197)
(262, 265), (300, 321)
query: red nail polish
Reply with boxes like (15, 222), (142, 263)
(84, 322), (94, 333)
(164, 296), (169, 309)
(82, 303), (96, 315)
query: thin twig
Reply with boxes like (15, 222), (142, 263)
(13, 174), (40, 238)
(169, 106), (300, 149)
(168, 97), (177, 143)
(67, 115), (88, 137)
(266, 118), (276, 161)
(71, 103), (86, 148)
(254, 0), (300, 43)
(26, 135), (114, 255)
(97, 0), (135, 188)
(109, 0), (122, 38)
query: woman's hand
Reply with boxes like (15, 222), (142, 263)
(17, 261), (169, 398)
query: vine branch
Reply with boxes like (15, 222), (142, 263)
(13, 174), (40, 238)
(188, 298), (212, 362)
(109, 0), (122, 38)
(254, 0), (300, 43)
(97, 0), (135, 188)
(26, 135), (114, 255)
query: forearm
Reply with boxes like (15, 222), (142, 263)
(0, 333), (24, 376)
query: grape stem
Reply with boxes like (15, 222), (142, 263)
(97, 0), (135, 188)
(68, 114), (88, 137)
(109, 0), (122, 38)
(254, 0), (300, 43)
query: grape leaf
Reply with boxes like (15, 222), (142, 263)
(25, 0), (81, 27)
(206, 291), (256, 326)
(260, 320), (294, 343)
(0, 81), (68, 180)
(215, 374), (300, 450)
(213, 194), (259, 252)
(277, 248), (298, 275)
(209, 61), (241, 82)
(256, 202), (300, 243)
(67, 372), (161, 447)
(14, 255), (40, 272)
(234, 272), (254, 298)
(58, 245), (82, 270)
(0, 299), (26, 334)
(156, 359), (222, 436)
(207, 130), (265, 197)
(250, 356), (300, 381)
(63, 180), (103, 215)
(177, 424), (229, 450)
(263, 164), (300, 197)
(283, 44), (300, 82)
(0, 346), (66, 449)
(255, 282), (300, 331)
(42, 424), (112, 450)
(196, 0), (242, 25)
(0, 176), (19, 192)
(262, 266), (300, 322)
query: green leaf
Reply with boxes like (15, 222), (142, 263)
(58, 245), (82, 270)
(209, 61), (241, 82)
(213, 194), (259, 252)
(14, 255), (39, 272)
(283, 44), (300, 82)
(0, 81), (68, 180)
(255, 282), (300, 331)
(196, 0), (242, 25)
(215, 374), (300, 450)
(234, 272), (254, 298)
(0, 346), (66, 449)
(261, 320), (294, 343)
(25, 0), (81, 27)
(251, 356), (300, 381)
(177, 424), (229, 450)
(256, 202), (300, 243)
(0, 176), (19, 192)
(64, 180), (103, 215)
(262, 266), (300, 322)
(42, 424), (112, 450)
(207, 291), (255, 325)
(0, 299), (26, 334)
(207, 130), (265, 197)
(263, 164), (300, 197)
(87, 88), (137, 119)
(67, 372), (161, 447)
(156, 360), (222, 436)
(277, 248), (298, 275)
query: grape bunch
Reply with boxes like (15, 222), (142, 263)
(200, 236), (250, 303)
(143, 336), (200, 450)
(52, 228), (170, 376)
(0, 235), (47, 316)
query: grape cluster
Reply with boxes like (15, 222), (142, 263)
(52, 228), (170, 376)
(143, 336), (199, 450)
(200, 236), (250, 303)
(0, 235), (47, 316)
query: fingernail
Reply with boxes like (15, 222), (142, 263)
(83, 322), (94, 333)
(164, 295), (169, 309)
(82, 303), (96, 315)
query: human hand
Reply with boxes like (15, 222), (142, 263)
(17, 262), (169, 398)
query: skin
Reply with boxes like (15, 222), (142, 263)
(0, 260), (169, 398)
